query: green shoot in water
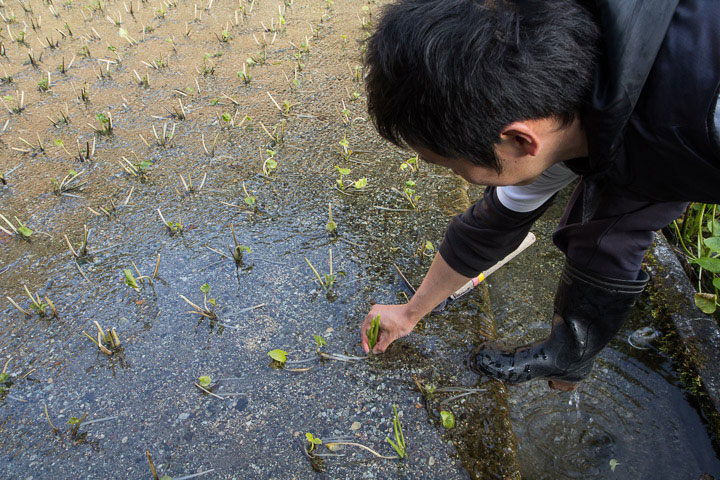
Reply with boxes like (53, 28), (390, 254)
(367, 314), (380, 352)
(386, 404), (406, 459)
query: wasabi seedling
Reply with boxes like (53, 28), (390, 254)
(119, 155), (152, 181)
(402, 180), (419, 209)
(335, 166), (351, 189)
(7, 285), (57, 317)
(51, 169), (87, 196)
(1, 90), (25, 114)
(179, 284), (217, 320)
(90, 112), (113, 135)
(198, 375), (212, 388)
(243, 182), (256, 207)
(268, 349), (287, 365)
(237, 63), (251, 84)
(386, 404), (406, 460)
(306, 433), (322, 452)
(326, 202), (337, 233)
(400, 154), (419, 172)
(367, 314), (380, 351)
(338, 135), (353, 161)
(313, 334), (327, 352)
(177, 172), (206, 195)
(64, 224), (90, 258)
(0, 214), (33, 239)
(305, 249), (341, 292)
(0, 359), (11, 394)
(228, 222), (251, 264)
(262, 148), (278, 176)
(157, 209), (183, 235)
(440, 411), (455, 429)
(82, 321), (121, 355)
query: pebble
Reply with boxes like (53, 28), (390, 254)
(429, 456), (435, 467)
(351, 421), (361, 431)
(178, 413), (190, 420)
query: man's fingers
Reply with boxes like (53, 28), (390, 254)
(372, 330), (393, 354)
(360, 310), (375, 353)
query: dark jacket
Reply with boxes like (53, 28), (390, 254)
(440, 0), (720, 278)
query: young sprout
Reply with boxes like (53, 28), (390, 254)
(335, 166), (350, 189)
(119, 155), (152, 181)
(82, 321), (121, 355)
(367, 314), (379, 351)
(237, 63), (251, 84)
(400, 154), (419, 172)
(326, 202), (337, 233)
(262, 148), (278, 176)
(242, 182), (256, 208)
(90, 112), (113, 135)
(201, 132), (220, 157)
(51, 169), (87, 197)
(386, 404), (406, 459)
(177, 172), (206, 195)
(228, 222), (251, 264)
(64, 224), (90, 258)
(0, 214), (33, 239)
(37, 71), (51, 91)
(306, 433), (322, 453)
(7, 285), (57, 317)
(338, 135), (353, 161)
(157, 209), (183, 235)
(267, 349), (287, 365)
(179, 284), (217, 320)
(1, 90), (24, 114)
(313, 334), (327, 353)
(304, 249), (340, 292)
(402, 180), (418, 209)
(133, 69), (149, 87)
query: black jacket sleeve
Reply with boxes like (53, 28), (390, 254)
(439, 186), (556, 277)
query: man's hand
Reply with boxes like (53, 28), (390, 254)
(361, 304), (418, 354)
(359, 253), (473, 354)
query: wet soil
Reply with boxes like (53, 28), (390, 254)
(0, 0), (519, 478)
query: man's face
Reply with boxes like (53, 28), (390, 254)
(412, 145), (552, 187)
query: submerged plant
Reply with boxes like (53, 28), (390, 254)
(306, 432), (322, 453)
(119, 155), (152, 181)
(157, 209), (183, 235)
(242, 182), (256, 208)
(268, 349), (287, 365)
(82, 321), (121, 355)
(228, 222), (251, 264)
(90, 112), (113, 135)
(401, 180), (419, 209)
(305, 249), (341, 292)
(326, 202), (336, 233)
(180, 284), (217, 320)
(51, 169), (86, 196)
(0, 214), (34, 239)
(7, 285), (58, 318)
(386, 404), (406, 459)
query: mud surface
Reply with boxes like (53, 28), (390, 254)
(0, 0), (520, 478)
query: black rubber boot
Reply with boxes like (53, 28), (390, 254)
(469, 261), (649, 391)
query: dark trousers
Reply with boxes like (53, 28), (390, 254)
(553, 181), (688, 280)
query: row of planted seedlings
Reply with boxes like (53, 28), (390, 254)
(0, 0), (459, 472)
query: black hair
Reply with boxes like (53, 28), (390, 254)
(364, 0), (599, 172)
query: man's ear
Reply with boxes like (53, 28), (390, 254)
(500, 122), (540, 157)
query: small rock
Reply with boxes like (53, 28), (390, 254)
(351, 421), (361, 431)
(178, 413), (190, 420)
(429, 456), (435, 467)
(121, 436), (128, 444)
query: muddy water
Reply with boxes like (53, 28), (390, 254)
(0, 0), (521, 478)
(484, 184), (720, 479)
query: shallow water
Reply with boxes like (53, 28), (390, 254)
(0, 0), (518, 477)
(486, 186), (720, 479)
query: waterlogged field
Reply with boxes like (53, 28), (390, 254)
(0, 0), (521, 478)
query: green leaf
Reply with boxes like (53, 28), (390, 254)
(244, 196), (256, 206)
(326, 220), (337, 232)
(268, 349), (287, 363)
(123, 269), (139, 289)
(17, 226), (32, 237)
(54, 139), (64, 146)
(221, 113), (231, 122)
(335, 166), (350, 175)
(609, 459), (619, 472)
(440, 410), (455, 429)
(200, 283), (210, 294)
(198, 375), (211, 387)
(713, 277), (720, 290)
(704, 237), (720, 253)
(313, 334), (327, 348)
(694, 293), (717, 314)
(693, 256), (720, 273)
(159, 476), (173, 480)
(353, 178), (367, 189)
(67, 417), (80, 425)
(0, 373), (9, 384)
(424, 241), (434, 252)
